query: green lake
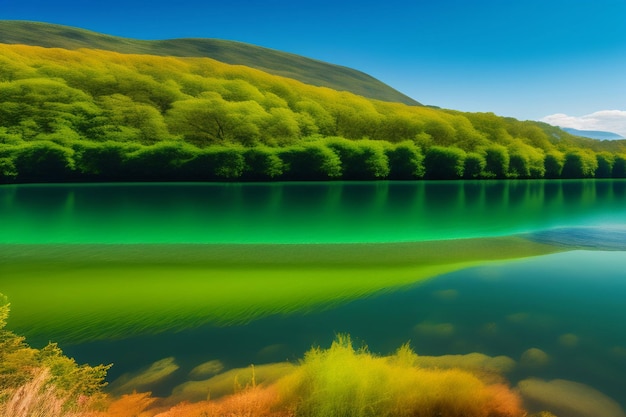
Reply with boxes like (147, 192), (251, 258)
(1, 180), (626, 415)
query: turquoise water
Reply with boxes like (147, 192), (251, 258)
(56, 250), (626, 409)
(2, 180), (626, 243)
(1, 180), (626, 414)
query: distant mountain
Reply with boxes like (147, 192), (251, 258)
(561, 127), (624, 141)
(0, 20), (420, 106)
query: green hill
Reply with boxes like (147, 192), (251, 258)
(0, 29), (625, 183)
(0, 20), (419, 106)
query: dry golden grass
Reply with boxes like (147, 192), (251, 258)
(0, 324), (546, 417)
(77, 336), (527, 417)
(0, 368), (89, 417)
(152, 386), (290, 417)
(86, 392), (156, 417)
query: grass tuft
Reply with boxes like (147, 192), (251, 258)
(276, 334), (524, 417)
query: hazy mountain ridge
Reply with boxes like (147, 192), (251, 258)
(0, 20), (419, 106)
(561, 127), (624, 141)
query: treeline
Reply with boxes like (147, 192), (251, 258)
(0, 43), (625, 182)
(2, 137), (625, 183)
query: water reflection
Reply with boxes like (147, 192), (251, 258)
(1, 180), (626, 243)
(48, 250), (626, 412)
(2, 180), (626, 413)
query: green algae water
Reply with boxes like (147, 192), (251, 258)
(2, 180), (626, 415)
(2, 180), (625, 243)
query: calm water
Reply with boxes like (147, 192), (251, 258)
(1, 180), (626, 414)
(1, 180), (625, 243)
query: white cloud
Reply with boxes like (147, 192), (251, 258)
(541, 110), (626, 137)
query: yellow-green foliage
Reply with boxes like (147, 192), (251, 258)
(0, 307), (553, 417)
(0, 43), (624, 182)
(2, 368), (81, 417)
(0, 295), (110, 413)
(277, 335), (524, 417)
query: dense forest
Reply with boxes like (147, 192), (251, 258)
(1, 43), (625, 183)
(0, 20), (420, 106)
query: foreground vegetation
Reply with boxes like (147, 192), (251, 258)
(3, 294), (563, 417)
(1, 43), (625, 183)
(0, 295), (110, 416)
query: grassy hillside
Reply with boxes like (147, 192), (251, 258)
(0, 41), (625, 183)
(0, 20), (419, 106)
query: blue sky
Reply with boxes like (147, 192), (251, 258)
(3, 0), (626, 134)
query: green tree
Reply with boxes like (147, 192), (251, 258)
(595, 152), (614, 178)
(508, 152), (530, 178)
(0, 152), (17, 182)
(99, 94), (170, 144)
(423, 119), (456, 147)
(385, 141), (425, 179)
(451, 116), (489, 151)
(220, 79), (265, 102)
(326, 96), (382, 140)
(463, 152), (486, 179)
(73, 141), (140, 180)
(12, 141), (75, 182)
(483, 145), (509, 179)
(612, 155), (626, 178)
(166, 94), (267, 147)
(561, 150), (597, 178)
(242, 147), (284, 179)
(424, 146), (465, 179)
(181, 146), (246, 180)
(280, 143), (342, 180)
(123, 141), (195, 180)
(261, 107), (301, 146)
(544, 152), (564, 179)
(325, 138), (389, 179)
(294, 100), (334, 136)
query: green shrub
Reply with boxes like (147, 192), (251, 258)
(508, 153), (530, 178)
(544, 152), (564, 179)
(561, 150), (597, 178)
(612, 155), (626, 178)
(595, 153), (614, 178)
(242, 147), (284, 180)
(483, 145), (509, 179)
(280, 143), (342, 180)
(385, 141), (424, 179)
(73, 140), (140, 180)
(182, 146), (246, 180)
(12, 141), (75, 182)
(424, 146), (465, 179)
(123, 141), (195, 180)
(0, 295), (110, 412)
(325, 138), (389, 179)
(463, 152), (486, 179)
(277, 335), (524, 417)
(0, 155), (17, 182)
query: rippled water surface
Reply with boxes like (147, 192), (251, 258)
(1, 180), (626, 414)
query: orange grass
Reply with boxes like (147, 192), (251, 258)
(86, 392), (156, 417)
(0, 317), (537, 417)
(89, 336), (525, 417)
(274, 336), (525, 417)
(0, 368), (93, 417)
(152, 386), (290, 417)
